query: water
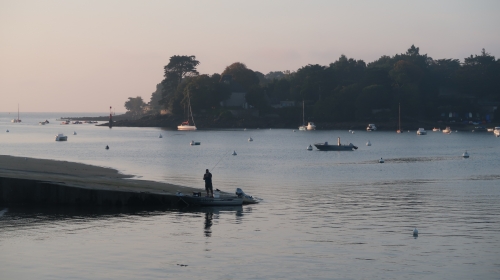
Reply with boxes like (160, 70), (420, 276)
(1, 113), (500, 279)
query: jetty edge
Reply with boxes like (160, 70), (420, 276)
(0, 155), (202, 208)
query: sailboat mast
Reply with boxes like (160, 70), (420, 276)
(302, 100), (305, 125)
(188, 90), (196, 127)
(18, 104), (19, 120)
(398, 102), (401, 131)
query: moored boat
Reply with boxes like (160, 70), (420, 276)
(176, 191), (243, 206)
(366, 124), (377, 131)
(306, 122), (316, 130)
(442, 127), (451, 134)
(55, 133), (68, 141)
(314, 137), (358, 151)
(494, 127), (500, 137)
(417, 128), (427, 135)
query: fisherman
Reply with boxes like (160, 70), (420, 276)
(203, 169), (213, 197)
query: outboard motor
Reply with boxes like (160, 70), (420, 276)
(235, 188), (246, 198)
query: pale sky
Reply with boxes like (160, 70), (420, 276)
(1, 0), (499, 112)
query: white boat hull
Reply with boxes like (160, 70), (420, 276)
(178, 125), (197, 131)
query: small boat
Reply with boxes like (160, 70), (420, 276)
(73, 131), (77, 135)
(39, 122), (46, 125)
(417, 128), (427, 135)
(6, 130), (9, 133)
(306, 144), (313, 150)
(105, 145), (109, 150)
(366, 140), (371, 146)
(487, 128), (494, 132)
(55, 134), (68, 141)
(462, 150), (469, 158)
(159, 134), (163, 138)
(442, 127), (452, 134)
(306, 122), (316, 130)
(432, 127), (440, 132)
(379, 158), (384, 163)
(190, 140), (200, 145)
(248, 137), (253, 142)
(473, 126), (487, 132)
(176, 191), (243, 206)
(494, 127), (500, 137)
(366, 124), (377, 131)
(314, 137), (358, 151)
(61, 121), (70, 125)
(232, 151), (237, 156)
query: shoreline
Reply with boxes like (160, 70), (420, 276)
(0, 155), (202, 207)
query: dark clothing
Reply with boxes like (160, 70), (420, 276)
(203, 172), (213, 192)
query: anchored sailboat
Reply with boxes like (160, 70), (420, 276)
(11, 104), (21, 123)
(299, 100), (306, 131)
(178, 90), (197, 131)
(396, 102), (402, 133)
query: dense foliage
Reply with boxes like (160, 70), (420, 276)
(130, 46), (500, 123)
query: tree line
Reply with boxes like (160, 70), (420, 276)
(125, 45), (500, 123)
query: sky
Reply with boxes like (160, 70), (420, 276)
(1, 0), (499, 112)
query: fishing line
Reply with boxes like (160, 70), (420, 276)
(211, 153), (227, 171)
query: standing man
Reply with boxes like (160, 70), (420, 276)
(203, 169), (213, 197)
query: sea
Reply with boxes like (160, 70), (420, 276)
(1, 112), (499, 280)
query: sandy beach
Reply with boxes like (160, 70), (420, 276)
(0, 155), (200, 195)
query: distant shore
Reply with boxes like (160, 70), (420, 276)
(88, 113), (498, 131)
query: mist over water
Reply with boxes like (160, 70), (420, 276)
(1, 113), (500, 279)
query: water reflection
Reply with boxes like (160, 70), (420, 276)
(198, 206), (243, 238)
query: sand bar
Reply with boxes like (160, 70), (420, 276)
(0, 155), (200, 195)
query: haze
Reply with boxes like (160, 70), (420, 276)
(1, 0), (499, 112)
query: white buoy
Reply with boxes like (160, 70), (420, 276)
(463, 150), (469, 158)
(455, 130), (458, 133)
(413, 228), (418, 237)
(73, 131), (77, 135)
(366, 140), (371, 146)
(379, 158), (384, 163)
(408, 130), (410, 132)
(244, 128), (247, 131)
(159, 134), (162, 138)
(248, 137), (253, 142)
(307, 145), (313, 150)
(232, 150), (237, 156)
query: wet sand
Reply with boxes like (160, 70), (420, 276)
(0, 155), (200, 195)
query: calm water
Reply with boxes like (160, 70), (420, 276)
(1, 113), (500, 279)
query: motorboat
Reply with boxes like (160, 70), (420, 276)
(306, 144), (313, 150)
(159, 134), (163, 138)
(417, 128), (427, 135)
(442, 127), (451, 134)
(432, 127), (440, 132)
(314, 137), (358, 151)
(248, 137), (253, 142)
(306, 122), (316, 130)
(366, 140), (371, 146)
(232, 150), (237, 156)
(379, 158), (384, 163)
(55, 133), (68, 141)
(190, 140), (200, 145)
(39, 120), (49, 125)
(494, 127), (500, 137)
(73, 131), (77, 135)
(61, 121), (70, 125)
(176, 191), (243, 206)
(72, 121), (82, 124)
(366, 124), (377, 131)
(178, 90), (197, 131)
